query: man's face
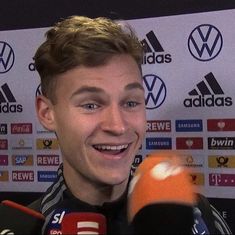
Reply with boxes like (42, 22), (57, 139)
(38, 54), (146, 189)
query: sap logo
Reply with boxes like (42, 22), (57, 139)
(141, 30), (172, 65)
(15, 155), (27, 164)
(143, 74), (167, 109)
(0, 41), (15, 73)
(184, 72), (232, 108)
(52, 211), (66, 224)
(208, 137), (235, 150)
(0, 83), (23, 113)
(188, 24), (223, 61)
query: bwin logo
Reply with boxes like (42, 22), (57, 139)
(0, 41), (15, 73)
(141, 30), (172, 65)
(188, 24), (223, 61)
(184, 72), (232, 108)
(0, 83), (23, 113)
(143, 74), (167, 109)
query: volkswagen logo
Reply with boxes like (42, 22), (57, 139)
(188, 24), (223, 61)
(143, 74), (167, 109)
(0, 41), (15, 73)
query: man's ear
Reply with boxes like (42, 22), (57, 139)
(35, 95), (56, 131)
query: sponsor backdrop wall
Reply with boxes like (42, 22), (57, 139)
(0, 4), (235, 232)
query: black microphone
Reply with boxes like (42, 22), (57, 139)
(128, 152), (196, 234)
(61, 212), (107, 234)
(0, 200), (45, 235)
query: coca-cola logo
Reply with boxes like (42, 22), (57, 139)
(11, 123), (32, 134)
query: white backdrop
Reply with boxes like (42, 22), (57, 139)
(0, 9), (235, 198)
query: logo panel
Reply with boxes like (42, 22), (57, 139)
(12, 155), (34, 166)
(12, 171), (34, 182)
(37, 155), (60, 166)
(36, 138), (59, 150)
(0, 155), (8, 165)
(146, 137), (172, 149)
(208, 155), (235, 168)
(37, 171), (57, 182)
(207, 119), (235, 131)
(11, 123), (33, 134)
(0, 171), (9, 181)
(0, 139), (8, 150)
(188, 24), (223, 61)
(176, 137), (203, 149)
(0, 41), (15, 73)
(208, 137), (235, 150)
(0, 123), (7, 135)
(190, 173), (204, 185)
(11, 138), (33, 150)
(209, 173), (235, 186)
(147, 120), (171, 132)
(175, 119), (203, 132)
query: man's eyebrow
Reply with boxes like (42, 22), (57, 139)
(125, 82), (145, 92)
(70, 82), (144, 99)
(70, 86), (105, 99)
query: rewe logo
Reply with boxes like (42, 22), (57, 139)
(141, 30), (172, 64)
(0, 83), (23, 113)
(184, 72), (232, 108)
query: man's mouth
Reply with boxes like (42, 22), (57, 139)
(93, 144), (129, 155)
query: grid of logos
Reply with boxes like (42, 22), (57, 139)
(1, 9), (235, 197)
(0, 122), (61, 187)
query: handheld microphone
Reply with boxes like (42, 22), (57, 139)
(128, 151), (196, 234)
(61, 212), (107, 235)
(0, 200), (45, 235)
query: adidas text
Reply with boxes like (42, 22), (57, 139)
(0, 103), (23, 113)
(142, 52), (172, 64)
(184, 95), (232, 107)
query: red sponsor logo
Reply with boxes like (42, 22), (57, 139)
(207, 119), (235, 131)
(11, 123), (32, 134)
(0, 155), (8, 165)
(176, 137), (203, 149)
(147, 120), (171, 132)
(37, 155), (60, 166)
(209, 173), (235, 186)
(12, 171), (34, 181)
(0, 139), (8, 150)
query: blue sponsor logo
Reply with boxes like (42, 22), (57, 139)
(175, 119), (203, 132)
(37, 171), (57, 182)
(146, 137), (172, 149)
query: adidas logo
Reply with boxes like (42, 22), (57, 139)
(184, 72), (232, 107)
(141, 30), (172, 65)
(0, 83), (23, 113)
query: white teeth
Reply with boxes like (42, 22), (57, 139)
(94, 144), (128, 151)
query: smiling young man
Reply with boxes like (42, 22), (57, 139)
(30, 16), (232, 235)
(32, 16), (146, 234)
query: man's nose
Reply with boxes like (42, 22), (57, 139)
(100, 104), (127, 135)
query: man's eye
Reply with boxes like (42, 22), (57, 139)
(81, 103), (99, 110)
(125, 101), (139, 108)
